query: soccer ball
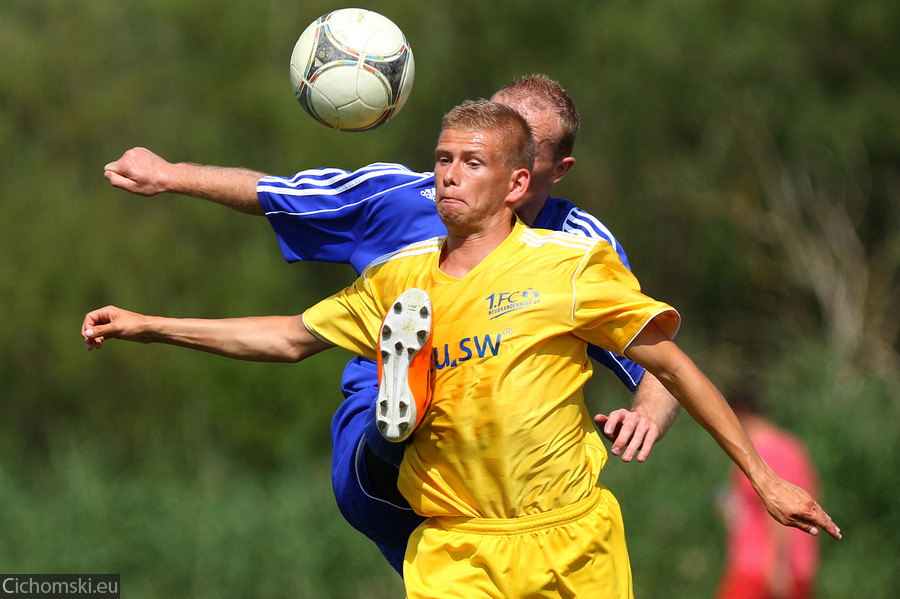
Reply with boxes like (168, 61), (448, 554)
(290, 8), (415, 132)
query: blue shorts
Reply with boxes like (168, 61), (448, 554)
(330, 357), (427, 575)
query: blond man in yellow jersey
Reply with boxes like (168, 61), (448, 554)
(302, 220), (676, 595)
(83, 100), (841, 598)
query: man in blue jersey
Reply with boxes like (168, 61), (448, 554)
(102, 75), (681, 575)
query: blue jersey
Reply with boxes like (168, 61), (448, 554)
(258, 163), (440, 274)
(258, 163), (645, 391)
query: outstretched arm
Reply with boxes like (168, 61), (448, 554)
(595, 371), (680, 462)
(625, 322), (841, 540)
(104, 147), (266, 215)
(82, 305), (332, 362)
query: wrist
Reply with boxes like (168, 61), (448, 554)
(745, 458), (779, 491)
(163, 162), (193, 195)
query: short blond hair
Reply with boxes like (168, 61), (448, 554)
(441, 99), (535, 172)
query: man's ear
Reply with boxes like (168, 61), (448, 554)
(551, 156), (576, 185)
(507, 168), (531, 204)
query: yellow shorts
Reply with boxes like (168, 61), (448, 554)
(403, 484), (633, 599)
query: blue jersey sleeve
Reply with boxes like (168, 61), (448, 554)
(534, 196), (646, 392)
(258, 163), (446, 275)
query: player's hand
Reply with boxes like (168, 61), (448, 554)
(594, 408), (660, 463)
(104, 147), (171, 196)
(756, 476), (842, 540)
(82, 306), (152, 350)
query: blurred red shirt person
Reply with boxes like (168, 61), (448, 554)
(715, 387), (820, 599)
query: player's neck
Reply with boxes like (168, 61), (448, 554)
(440, 220), (514, 279)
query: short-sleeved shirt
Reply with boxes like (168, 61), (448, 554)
(303, 220), (680, 519)
(258, 163), (646, 391)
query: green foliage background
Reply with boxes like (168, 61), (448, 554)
(1, 0), (898, 596)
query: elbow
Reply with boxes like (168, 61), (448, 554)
(277, 337), (309, 363)
(282, 315), (324, 363)
(284, 347), (308, 363)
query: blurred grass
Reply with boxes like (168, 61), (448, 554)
(0, 445), (403, 598)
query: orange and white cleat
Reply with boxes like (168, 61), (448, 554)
(376, 288), (434, 442)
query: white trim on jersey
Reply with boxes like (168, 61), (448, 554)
(608, 360), (643, 390)
(520, 227), (602, 252)
(560, 207), (621, 254)
(258, 164), (435, 217)
(274, 163), (422, 188)
(569, 247), (595, 326)
(623, 308), (682, 349)
(353, 437), (417, 511)
(363, 237), (444, 280)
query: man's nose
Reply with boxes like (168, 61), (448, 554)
(442, 160), (461, 186)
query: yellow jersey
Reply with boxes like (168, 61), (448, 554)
(303, 220), (679, 520)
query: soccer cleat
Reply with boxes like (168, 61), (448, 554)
(376, 288), (434, 443)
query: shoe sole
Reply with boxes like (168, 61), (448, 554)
(376, 288), (433, 443)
